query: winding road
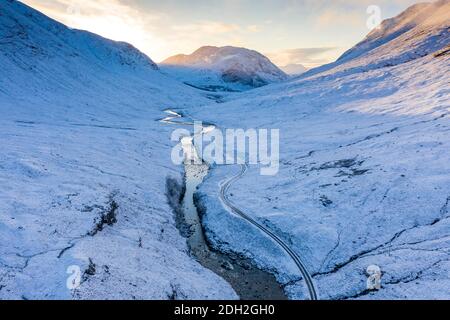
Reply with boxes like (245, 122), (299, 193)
(219, 163), (319, 301)
(161, 109), (318, 300)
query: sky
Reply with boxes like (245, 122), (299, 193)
(21, 0), (422, 68)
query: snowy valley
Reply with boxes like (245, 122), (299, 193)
(0, 0), (449, 301)
(0, 0), (236, 299)
(187, 0), (450, 299)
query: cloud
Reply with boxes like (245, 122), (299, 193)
(316, 10), (364, 28)
(267, 47), (340, 68)
(22, 0), (259, 61)
(247, 25), (263, 33)
(172, 21), (241, 34)
(21, 0), (168, 59)
(171, 22), (263, 37)
(21, 0), (422, 63)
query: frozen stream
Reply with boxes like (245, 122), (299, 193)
(160, 110), (287, 300)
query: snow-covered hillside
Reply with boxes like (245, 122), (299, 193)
(0, 0), (237, 299)
(161, 46), (288, 92)
(186, 1), (450, 300)
(1, 0), (449, 301)
(302, 0), (449, 79)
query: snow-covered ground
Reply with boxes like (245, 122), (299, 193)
(0, 0), (237, 300)
(161, 46), (287, 92)
(1, 0), (449, 301)
(187, 1), (450, 300)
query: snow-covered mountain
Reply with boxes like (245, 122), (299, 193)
(161, 46), (288, 92)
(0, 0), (236, 300)
(185, 1), (450, 300)
(280, 63), (308, 75)
(302, 0), (450, 78)
(1, 0), (449, 301)
(0, 0), (158, 73)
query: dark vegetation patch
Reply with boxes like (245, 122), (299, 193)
(336, 168), (370, 177)
(320, 195), (333, 207)
(434, 45), (450, 58)
(166, 177), (190, 238)
(310, 158), (371, 178)
(82, 258), (96, 281)
(317, 158), (364, 170)
(88, 197), (119, 236)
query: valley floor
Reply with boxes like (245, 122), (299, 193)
(188, 54), (450, 299)
(1, 54), (448, 300)
(0, 107), (239, 299)
(1, 0), (449, 300)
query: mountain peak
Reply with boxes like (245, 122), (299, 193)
(161, 46), (287, 91)
(0, 0), (158, 72)
(339, 0), (450, 63)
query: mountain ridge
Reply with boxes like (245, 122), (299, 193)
(161, 45), (287, 92)
(0, 0), (158, 72)
(299, 0), (449, 80)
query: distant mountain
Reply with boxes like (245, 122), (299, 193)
(280, 64), (308, 75)
(302, 0), (450, 78)
(161, 46), (288, 92)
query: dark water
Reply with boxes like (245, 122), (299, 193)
(162, 110), (287, 300)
